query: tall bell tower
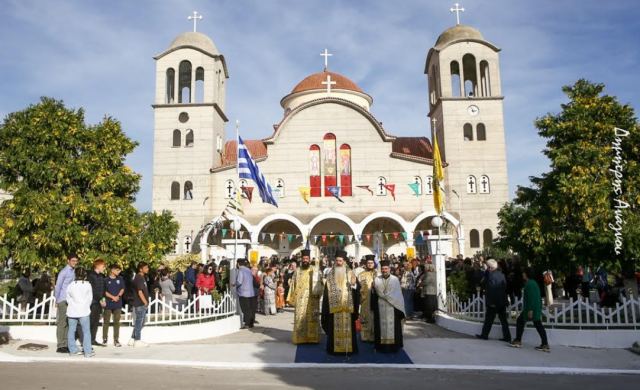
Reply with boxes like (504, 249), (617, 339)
(152, 13), (229, 255)
(425, 9), (509, 256)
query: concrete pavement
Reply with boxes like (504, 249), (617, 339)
(1, 308), (639, 375)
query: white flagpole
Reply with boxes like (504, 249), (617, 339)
(234, 120), (240, 270)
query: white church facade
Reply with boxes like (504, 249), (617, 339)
(151, 18), (509, 262)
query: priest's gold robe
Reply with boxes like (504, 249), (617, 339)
(321, 267), (358, 354)
(287, 266), (323, 344)
(357, 269), (377, 342)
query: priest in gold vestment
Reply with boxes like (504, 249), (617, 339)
(357, 254), (377, 342)
(321, 250), (359, 355)
(287, 249), (323, 344)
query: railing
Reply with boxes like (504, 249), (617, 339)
(0, 291), (236, 326)
(446, 292), (640, 329)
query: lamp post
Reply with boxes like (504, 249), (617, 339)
(431, 215), (446, 310)
(230, 217), (240, 269)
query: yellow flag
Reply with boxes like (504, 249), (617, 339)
(432, 131), (445, 214)
(298, 186), (311, 204)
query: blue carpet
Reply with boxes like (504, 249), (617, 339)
(294, 335), (413, 364)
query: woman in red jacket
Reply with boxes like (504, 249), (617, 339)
(196, 265), (216, 295)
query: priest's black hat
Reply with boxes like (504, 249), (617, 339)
(380, 260), (391, 267)
(300, 249), (311, 257)
(365, 254), (375, 261)
(335, 249), (348, 259)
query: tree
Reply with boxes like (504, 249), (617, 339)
(0, 98), (178, 271)
(496, 80), (640, 273)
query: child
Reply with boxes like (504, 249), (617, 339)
(276, 281), (285, 313)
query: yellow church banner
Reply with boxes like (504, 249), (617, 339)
(432, 130), (445, 214)
(406, 246), (416, 259)
(298, 186), (311, 204)
(249, 249), (259, 266)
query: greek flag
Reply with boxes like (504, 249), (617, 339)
(238, 136), (278, 207)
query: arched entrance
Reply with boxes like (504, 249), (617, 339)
(308, 217), (356, 261)
(360, 216), (407, 258)
(257, 219), (304, 259)
(199, 218), (252, 261)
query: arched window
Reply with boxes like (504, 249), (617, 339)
(224, 179), (235, 199)
(463, 123), (473, 141)
(450, 60), (461, 97)
(412, 176), (423, 195)
(185, 129), (194, 147)
(479, 175), (490, 194)
(376, 176), (387, 196)
(425, 175), (434, 195)
(178, 60), (192, 103)
(184, 181), (193, 200)
(273, 178), (285, 198)
(323, 133), (337, 197)
(195, 67), (205, 103)
(339, 144), (352, 196)
(309, 144), (321, 197)
(483, 229), (493, 247)
(172, 129), (181, 147)
(476, 123), (486, 141)
(170, 181), (180, 200)
(462, 54), (477, 97)
(166, 68), (175, 103)
(467, 175), (477, 194)
(470, 229), (480, 248)
(479, 60), (491, 97)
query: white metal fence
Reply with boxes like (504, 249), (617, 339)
(446, 292), (640, 329)
(0, 292), (236, 326)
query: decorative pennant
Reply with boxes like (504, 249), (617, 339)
(357, 185), (374, 195)
(287, 234), (293, 242)
(328, 186), (344, 203)
(222, 228), (228, 238)
(401, 232), (408, 241)
(298, 186), (311, 204)
(239, 231), (245, 239)
(385, 233), (391, 240)
(321, 234), (327, 243)
(260, 233), (266, 241)
(347, 235), (353, 242)
(392, 232), (399, 240)
(269, 233), (276, 241)
(338, 235), (344, 244)
(357, 235), (363, 242)
(230, 230), (235, 238)
(384, 184), (396, 201)
(365, 234), (372, 243)
(408, 182), (421, 196)
(315, 236), (320, 244)
(241, 186), (254, 202)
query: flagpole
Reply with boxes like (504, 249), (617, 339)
(234, 119), (239, 270)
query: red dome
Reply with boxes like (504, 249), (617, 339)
(291, 70), (364, 94)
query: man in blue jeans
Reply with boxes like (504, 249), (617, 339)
(128, 262), (150, 348)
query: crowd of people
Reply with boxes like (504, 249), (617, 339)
(11, 249), (640, 358)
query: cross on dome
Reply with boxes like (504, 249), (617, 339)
(450, 3), (465, 25)
(320, 48), (333, 70)
(321, 74), (337, 93)
(188, 11), (203, 32)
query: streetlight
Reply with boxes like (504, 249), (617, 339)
(230, 217), (240, 269)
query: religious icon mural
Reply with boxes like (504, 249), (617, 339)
(309, 144), (321, 197)
(323, 133), (337, 196)
(339, 144), (352, 196)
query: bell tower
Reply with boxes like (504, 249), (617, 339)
(151, 13), (229, 255)
(425, 11), (509, 256)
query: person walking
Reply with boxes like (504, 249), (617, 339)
(510, 268), (550, 352)
(54, 254), (79, 353)
(236, 259), (257, 328)
(87, 259), (107, 347)
(103, 264), (125, 347)
(476, 259), (511, 342)
(66, 267), (94, 357)
(128, 262), (150, 347)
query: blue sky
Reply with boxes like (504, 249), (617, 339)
(1, 0), (638, 211)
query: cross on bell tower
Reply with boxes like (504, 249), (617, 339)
(450, 3), (465, 25)
(188, 11), (203, 32)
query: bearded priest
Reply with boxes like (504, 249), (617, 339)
(357, 254), (377, 342)
(321, 250), (359, 355)
(287, 249), (324, 344)
(371, 259), (406, 353)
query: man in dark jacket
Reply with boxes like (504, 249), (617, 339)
(476, 259), (511, 342)
(185, 262), (198, 301)
(87, 259), (107, 347)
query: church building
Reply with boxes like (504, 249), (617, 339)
(151, 14), (509, 261)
